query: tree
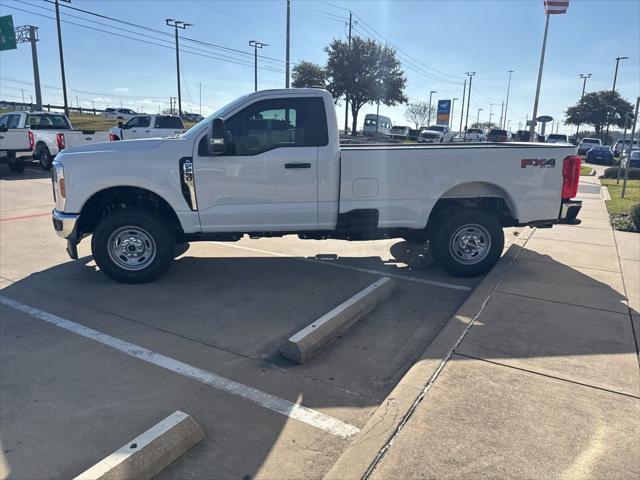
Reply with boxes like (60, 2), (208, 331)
(291, 61), (327, 88)
(565, 90), (634, 137)
(405, 101), (433, 130)
(471, 122), (499, 131)
(325, 36), (407, 135)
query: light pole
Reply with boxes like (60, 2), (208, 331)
(459, 78), (467, 133)
(605, 56), (629, 141)
(285, 0), (291, 88)
(463, 72), (475, 140)
(476, 108), (483, 129)
(426, 90), (437, 126)
(488, 103), (495, 129)
(575, 73), (591, 141)
(54, 0), (71, 116)
(450, 97), (458, 130)
(249, 40), (268, 92)
(166, 19), (192, 117)
(503, 70), (514, 129)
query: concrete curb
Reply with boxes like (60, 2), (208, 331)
(601, 185), (612, 201)
(74, 411), (203, 480)
(323, 244), (523, 480)
(281, 277), (396, 364)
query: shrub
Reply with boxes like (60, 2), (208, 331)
(631, 203), (640, 230)
(602, 167), (640, 180)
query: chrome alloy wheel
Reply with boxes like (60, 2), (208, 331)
(107, 226), (157, 271)
(449, 223), (491, 265)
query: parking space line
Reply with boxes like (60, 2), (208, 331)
(0, 295), (360, 439)
(0, 211), (50, 222)
(215, 243), (472, 291)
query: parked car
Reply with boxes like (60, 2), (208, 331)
(577, 137), (602, 155)
(460, 128), (486, 142)
(621, 149), (640, 168)
(417, 130), (444, 143)
(183, 112), (205, 123)
(51, 88), (582, 283)
(363, 114), (392, 137)
(0, 126), (31, 173)
(103, 108), (138, 120)
(109, 114), (186, 141)
(390, 125), (410, 140)
(0, 111), (108, 169)
(486, 129), (512, 142)
(407, 129), (420, 141)
(546, 134), (569, 144)
(421, 125), (455, 143)
(585, 145), (614, 164)
(613, 138), (639, 157)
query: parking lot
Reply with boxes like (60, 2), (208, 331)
(0, 162), (526, 479)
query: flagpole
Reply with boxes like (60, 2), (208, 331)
(529, 12), (550, 141)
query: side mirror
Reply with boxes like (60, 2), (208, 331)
(207, 117), (227, 156)
(118, 121), (124, 128)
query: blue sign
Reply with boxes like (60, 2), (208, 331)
(436, 99), (451, 125)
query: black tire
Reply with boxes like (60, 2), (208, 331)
(174, 242), (190, 258)
(35, 146), (53, 170)
(8, 158), (25, 173)
(430, 209), (504, 277)
(91, 209), (175, 284)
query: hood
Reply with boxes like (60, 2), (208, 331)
(61, 138), (167, 156)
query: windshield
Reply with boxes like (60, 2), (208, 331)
(548, 134), (566, 140)
(426, 126), (444, 132)
(467, 128), (482, 134)
(181, 94), (251, 138)
(582, 139), (600, 144)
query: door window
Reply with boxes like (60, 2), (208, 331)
(124, 116), (151, 128)
(223, 97), (327, 156)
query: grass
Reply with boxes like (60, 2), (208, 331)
(68, 114), (197, 131)
(602, 179), (640, 232)
(580, 165), (593, 176)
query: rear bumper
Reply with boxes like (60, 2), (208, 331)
(558, 199), (582, 224)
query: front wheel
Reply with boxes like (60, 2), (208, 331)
(91, 209), (175, 283)
(430, 209), (504, 277)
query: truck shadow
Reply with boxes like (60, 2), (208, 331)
(0, 161), (50, 181)
(0, 244), (637, 479)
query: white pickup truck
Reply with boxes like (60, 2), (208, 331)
(0, 127), (31, 173)
(108, 114), (186, 141)
(51, 88), (582, 283)
(0, 111), (109, 170)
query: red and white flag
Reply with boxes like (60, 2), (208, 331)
(544, 0), (570, 14)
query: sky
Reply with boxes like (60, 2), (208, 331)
(0, 0), (638, 134)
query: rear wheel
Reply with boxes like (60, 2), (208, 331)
(91, 209), (175, 283)
(8, 157), (25, 173)
(430, 209), (504, 277)
(35, 146), (53, 170)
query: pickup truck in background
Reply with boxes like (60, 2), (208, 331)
(0, 127), (31, 173)
(0, 111), (109, 170)
(108, 114), (186, 141)
(50, 88), (582, 284)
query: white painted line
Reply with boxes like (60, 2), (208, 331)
(0, 295), (360, 439)
(74, 410), (203, 480)
(214, 242), (472, 291)
(283, 277), (396, 363)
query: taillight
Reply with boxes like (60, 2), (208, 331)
(56, 133), (65, 150)
(28, 130), (34, 150)
(562, 155), (581, 200)
(109, 133), (119, 141)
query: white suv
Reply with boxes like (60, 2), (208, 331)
(103, 108), (138, 120)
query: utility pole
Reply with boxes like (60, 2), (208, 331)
(499, 101), (504, 130)
(616, 112), (630, 184)
(54, 0), (71, 116)
(249, 40), (268, 92)
(459, 78), (467, 133)
(463, 72), (475, 141)
(450, 97), (458, 130)
(426, 90), (436, 126)
(575, 73), (591, 141)
(166, 19), (192, 117)
(476, 108), (483, 129)
(529, 14), (550, 141)
(285, 0), (291, 88)
(345, 11), (352, 133)
(488, 103), (494, 129)
(28, 26), (42, 110)
(621, 97), (639, 199)
(503, 70), (514, 129)
(605, 56), (629, 142)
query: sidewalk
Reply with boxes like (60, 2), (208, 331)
(327, 177), (640, 479)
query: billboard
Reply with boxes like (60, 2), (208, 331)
(436, 99), (451, 126)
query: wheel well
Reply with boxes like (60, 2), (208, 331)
(428, 197), (517, 229)
(77, 186), (183, 238)
(35, 141), (49, 152)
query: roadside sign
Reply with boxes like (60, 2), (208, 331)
(436, 99), (451, 126)
(0, 15), (17, 51)
(537, 115), (553, 122)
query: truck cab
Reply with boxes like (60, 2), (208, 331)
(109, 115), (186, 141)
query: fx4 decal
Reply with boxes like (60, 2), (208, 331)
(521, 158), (556, 168)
